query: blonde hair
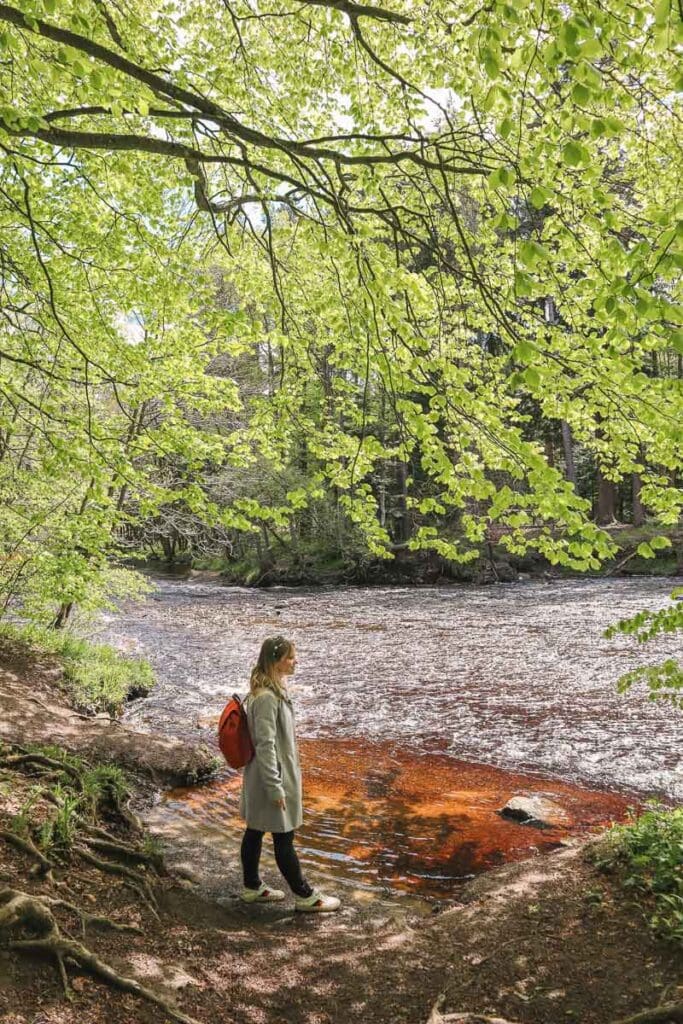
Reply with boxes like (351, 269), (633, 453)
(249, 636), (293, 697)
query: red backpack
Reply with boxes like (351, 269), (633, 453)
(218, 694), (254, 769)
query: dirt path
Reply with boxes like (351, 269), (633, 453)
(2, 816), (681, 1024)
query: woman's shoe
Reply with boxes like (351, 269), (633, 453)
(240, 883), (285, 903)
(294, 890), (341, 913)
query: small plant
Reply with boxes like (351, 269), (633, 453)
(583, 887), (605, 907)
(62, 645), (156, 716)
(9, 789), (42, 838)
(81, 764), (130, 818)
(50, 787), (82, 851)
(37, 818), (56, 854)
(590, 804), (683, 944)
(28, 744), (85, 775)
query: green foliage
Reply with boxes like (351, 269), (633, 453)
(591, 805), (683, 944)
(0, 0), (680, 611)
(62, 644), (155, 716)
(7, 744), (132, 854)
(80, 763), (131, 819)
(0, 622), (156, 715)
(605, 590), (683, 708)
(47, 785), (81, 851)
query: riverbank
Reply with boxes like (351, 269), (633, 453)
(0, 635), (216, 787)
(134, 524), (683, 588)
(0, 640), (681, 1023)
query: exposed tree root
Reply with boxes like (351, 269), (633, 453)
(0, 753), (81, 785)
(75, 845), (158, 917)
(0, 828), (55, 881)
(431, 1014), (521, 1024)
(0, 888), (202, 1024)
(427, 995), (521, 1024)
(610, 1002), (683, 1024)
(25, 693), (94, 722)
(114, 796), (144, 834)
(41, 895), (143, 938)
(84, 823), (131, 844)
(83, 833), (163, 873)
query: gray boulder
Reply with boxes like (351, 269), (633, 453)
(499, 795), (569, 830)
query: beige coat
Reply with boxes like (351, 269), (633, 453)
(239, 688), (303, 833)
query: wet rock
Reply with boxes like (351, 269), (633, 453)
(499, 795), (569, 830)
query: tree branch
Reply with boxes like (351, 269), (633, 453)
(0, 4), (485, 177)
(300, 0), (411, 24)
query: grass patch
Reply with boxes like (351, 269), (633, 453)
(590, 804), (683, 944)
(0, 622), (155, 716)
(62, 644), (155, 716)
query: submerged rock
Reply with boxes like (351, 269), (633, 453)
(499, 795), (569, 830)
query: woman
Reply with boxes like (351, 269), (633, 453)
(239, 635), (340, 912)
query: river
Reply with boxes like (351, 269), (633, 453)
(98, 575), (682, 899)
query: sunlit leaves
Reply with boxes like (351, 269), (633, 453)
(0, 0), (679, 618)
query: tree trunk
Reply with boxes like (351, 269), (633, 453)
(51, 602), (74, 630)
(393, 461), (411, 544)
(561, 422), (577, 487)
(160, 535), (176, 563)
(544, 437), (555, 469)
(595, 469), (617, 525)
(632, 474), (645, 526)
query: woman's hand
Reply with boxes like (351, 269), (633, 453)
(274, 797), (286, 810)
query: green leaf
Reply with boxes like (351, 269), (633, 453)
(572, 83), (592, 105)
(579, 37), (602, 58)
(514, 271), (534, 296)
(513, 340), (536, 362)
(649, 536), (672, 551)
(529, 186), (550, 209)
(488, 165), (514, 189)
(563, 141), (584, 166)
(519, 240), (547, 267)
(483, 50), (500, 79)
(654, 0), (671, 26)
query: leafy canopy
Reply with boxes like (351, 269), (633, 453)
(0, 0), (681, 616)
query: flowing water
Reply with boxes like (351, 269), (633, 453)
(98, 575), (682, 899)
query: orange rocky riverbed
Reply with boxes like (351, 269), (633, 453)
(161, 737), (637, 898)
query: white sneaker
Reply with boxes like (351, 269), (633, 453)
(240, 883), (285, 903)
(294, 890), (341, 913)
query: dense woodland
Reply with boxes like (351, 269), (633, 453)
(0, 0), (681, 620)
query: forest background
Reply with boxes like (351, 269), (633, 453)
(0, 0), (681, 661)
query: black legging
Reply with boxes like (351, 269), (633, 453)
(241, 828), (313, 898)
